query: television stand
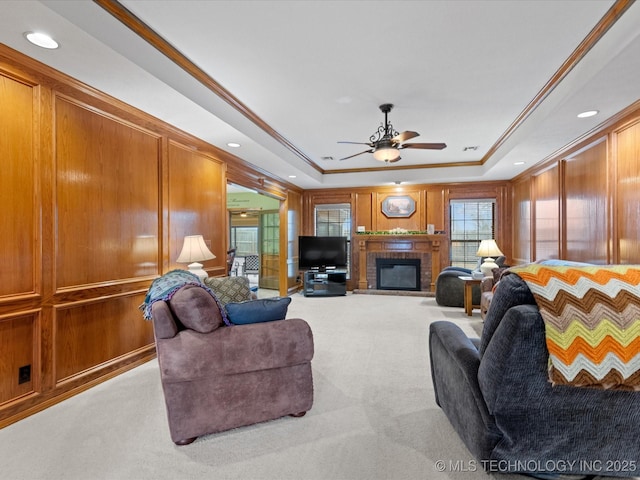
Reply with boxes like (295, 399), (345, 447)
(303, 270), (347, 297)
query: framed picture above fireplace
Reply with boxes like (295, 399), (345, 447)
(381, 195), (415, 218)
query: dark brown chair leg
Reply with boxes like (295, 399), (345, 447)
(174, 437), (197, 446)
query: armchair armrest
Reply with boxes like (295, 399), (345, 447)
(481, 276), (494, 293)
(429, 321), (500, 460)
(157, 318), (314, 381)
(429, 321), (493, 427)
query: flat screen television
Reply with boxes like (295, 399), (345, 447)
(299, 236), (348, 271)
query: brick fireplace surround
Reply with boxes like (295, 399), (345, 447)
(355, 234), (446, 292)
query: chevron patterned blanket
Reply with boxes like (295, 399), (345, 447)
(509, 264), (640, 390)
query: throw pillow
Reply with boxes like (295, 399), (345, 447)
(204, 276), (252, 306)
(225, 297), (292, 325)
(169, 285), (224, 333)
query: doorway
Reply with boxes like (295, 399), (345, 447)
(227, 184), (280, 295)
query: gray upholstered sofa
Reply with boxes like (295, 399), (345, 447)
(429, 272), (640, 478)
(149, 275), (314, 445)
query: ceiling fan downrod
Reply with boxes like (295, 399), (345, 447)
(370, 103), (398, 143)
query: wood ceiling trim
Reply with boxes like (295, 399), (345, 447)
(480, 0), (634, 165)
(322, 160), (484, 175)
(93, 0), (323, 175)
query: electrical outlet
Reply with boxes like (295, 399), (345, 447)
(18, 365), (31, 385)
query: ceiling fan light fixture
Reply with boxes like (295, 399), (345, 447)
(373, 146), (400, 162)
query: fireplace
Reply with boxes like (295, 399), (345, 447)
(356, 234), (446, 292)
(376, 258), (421, 291)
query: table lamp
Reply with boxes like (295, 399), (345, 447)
(176, 235), (216, 281)
(476, 239), (504, 277)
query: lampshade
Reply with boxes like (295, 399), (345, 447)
(476, 239), (503, 258)
(176, 235), (216, 281)
(373, 146), (400, 162)
(476, 239), (504, 277)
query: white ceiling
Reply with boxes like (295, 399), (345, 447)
(2, 1), (639, 190)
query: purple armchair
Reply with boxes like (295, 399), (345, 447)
(150, 283), (314, 445)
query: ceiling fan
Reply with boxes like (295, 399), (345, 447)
(338, 103), (446, 163)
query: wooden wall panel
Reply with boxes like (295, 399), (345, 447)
(0, 74), (36, 298)
(374, 191), (421, 231)
(426, 188), (445, 231)
(54, 294), (153, 383)
(564, 139), (608, 263)
(285, 190), (303, 293)
(55, 97), (161, 288)
(0, 312), (37, 404)
(168, 141), (227, 275)
(533, 166), (560, 261)
(511, 178), (531, 264)
(354, 192), (373, 232)
(616, 120), (640, 263)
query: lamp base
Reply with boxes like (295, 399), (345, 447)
(186, 262), (208, 282)
(480, 257), (498, 277)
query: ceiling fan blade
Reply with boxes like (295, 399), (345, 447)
(400, 142), (447, 150)
(338, 141), (374, 146)
(392, 131), (419, 143)
(339, 149), (373, 161)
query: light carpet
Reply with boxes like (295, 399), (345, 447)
(0, 293), (632, 480)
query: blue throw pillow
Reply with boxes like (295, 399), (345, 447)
(225, 297), (292, 325)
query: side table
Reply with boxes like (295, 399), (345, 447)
(459, 276), (481, 316)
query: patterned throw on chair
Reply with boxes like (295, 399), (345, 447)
(510, 264), (640, 390)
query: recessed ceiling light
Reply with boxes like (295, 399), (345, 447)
(226, 142), (241, 148)
(577, 110), (599, 118)
(513, 161), (526, 166)
(288, 175), (297, 179)
(24, 32), (59, 49)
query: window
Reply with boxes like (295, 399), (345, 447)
(315, 204), (351, 277)
(449, 199), (496, 269)
(230, 226), (258, 257)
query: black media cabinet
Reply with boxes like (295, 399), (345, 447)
(303, 270), (347, 297)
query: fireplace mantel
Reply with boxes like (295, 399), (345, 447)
(355, 234), (447, 292)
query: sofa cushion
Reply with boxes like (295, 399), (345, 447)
(169, 285), (224, 333)
(204, 276), (252, 306)
(226, 297), (292, 325)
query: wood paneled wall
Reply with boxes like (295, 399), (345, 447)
(564, 138), (608, 263)
(284, 190), (303, 294)
(533, 166), (560, 261)
(0, 45), (299, 427)
(617, 119), (640, 263)
(511, 178), (531, 264)
(302, 182), (511, 289)
(512, 101), (640, 264)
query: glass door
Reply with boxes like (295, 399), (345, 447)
(259, 211), (279, 290)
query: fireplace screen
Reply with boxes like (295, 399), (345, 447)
(376, 258), (421, 291)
